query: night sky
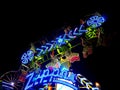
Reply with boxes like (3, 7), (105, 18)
(0, 1), (119, 90)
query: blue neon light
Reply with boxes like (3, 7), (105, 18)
(73, 27), (82, 35)
(58, 37), (63, 43)
(46, 43), (54, 51)
(78, 24), (87, 33)
(21, 14), (106, 65)
(21, 50), (34, 64)
(24, 68), (100, 90)
(2, 81), (14, 90)
(24, 68), (77, 90)
(87, 15), (105, 28)
(51, 40), (57, 49)
(35, 24), (86, 57)
(36, 48), (44, 56)
(56, 35), (66, 46)
(41, 45), (49, 54)
(68, 30), (76, 38)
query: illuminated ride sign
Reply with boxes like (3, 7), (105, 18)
(21, 15), (105, 65)
(22, 14), (105, 90)
(24, 68), (99, 90)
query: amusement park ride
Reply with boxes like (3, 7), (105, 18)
(0, 12), (106, 90)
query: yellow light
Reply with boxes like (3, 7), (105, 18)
(95, 82), (100, 87)
(48, 85), (52, 90)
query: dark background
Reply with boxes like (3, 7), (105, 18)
(0, 1), (119, 90)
